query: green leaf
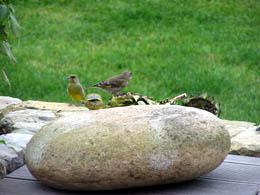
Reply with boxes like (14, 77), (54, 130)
(9, 12), (21, 36)
(8, 4), (15, 14)
(2, 69), (11, 87)
(7, 145), (16, 151)
(0, 140), (7, 145)
(0, 40), (4, 53)
(0, 139), (15, 151)
(0, 4), (8, 23)
(1, 40), (16, 63)
(0, 24), (7, 40)
(1, 0), (10, 4)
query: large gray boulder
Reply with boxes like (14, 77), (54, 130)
(25, 105), (230, 191)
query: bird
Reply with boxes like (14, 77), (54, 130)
(67, 74), (85, 105)
(85, 93), (104, 110)
(86, 71), (132, 96)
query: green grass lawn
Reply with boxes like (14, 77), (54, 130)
(0, 0), (259, 123)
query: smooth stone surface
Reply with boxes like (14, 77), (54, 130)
(25, 105), (231, 191)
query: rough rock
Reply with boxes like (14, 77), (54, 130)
(0, 99), (57, 179)
(0, 96), (22, 110)
(0, 133), (33, 151)
(0, 109), (56, 135)
(0, 159), (6, 179)
(25, 105), (230, 191)
(222, 120), (260, 157)
(8, 100), (89, 112)
(0, 98), (90, 180)
(222, 120), (256, 138)
(0, 144), (24, 175)
(256, 125), (260, 131)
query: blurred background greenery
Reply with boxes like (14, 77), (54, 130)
(0, 0), (259, 123)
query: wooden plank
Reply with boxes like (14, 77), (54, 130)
(10, 162), (260, 184)
(225, 154), (260, 165)
(0, 178), (73, 195)
(6, 165), (36, 181)
(163, 178), (259, 195)
(8, 155), (260, 184)
(201, 161), (260, 184)
(0, 177), (258, 195)
(1, 154), (260, 195)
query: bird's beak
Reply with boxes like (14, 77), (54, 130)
(67, 76), (71, 80)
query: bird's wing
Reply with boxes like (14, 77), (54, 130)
(91, 78), (124, 88)
(107, 78), (125, 88)
(86, 72), (128, 89)
(93, 80), (112, 88)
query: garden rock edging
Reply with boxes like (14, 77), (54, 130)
(0, 96), (259, 180)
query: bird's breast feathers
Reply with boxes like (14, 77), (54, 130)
(67, 84), (85, 100)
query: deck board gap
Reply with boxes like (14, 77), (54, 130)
(199, 177), (260, 185)
(224, 161), (260, 167)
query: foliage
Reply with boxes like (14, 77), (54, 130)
(0, 0), (21, 87)
(0, 139), (6, 145)
(0, 139), (15, 151)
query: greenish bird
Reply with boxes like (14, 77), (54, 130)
(67, 74), (85, 105)
(86, 71), (132, 96)
(85, 93), (103, 110)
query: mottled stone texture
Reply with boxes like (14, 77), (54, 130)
(25, 105), (230, 191)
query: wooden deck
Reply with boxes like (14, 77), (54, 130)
(0, 154), (259, 195)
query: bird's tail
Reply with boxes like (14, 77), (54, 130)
(85, 85), (98, 89)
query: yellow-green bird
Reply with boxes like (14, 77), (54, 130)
(67, 74), (85, 105)
(85, 93), (103, 110)
(86, 70), (132, 96)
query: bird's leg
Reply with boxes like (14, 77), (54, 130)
(75, 100), (84, 107)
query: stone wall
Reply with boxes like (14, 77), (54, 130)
(0, 96), (259, 179)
